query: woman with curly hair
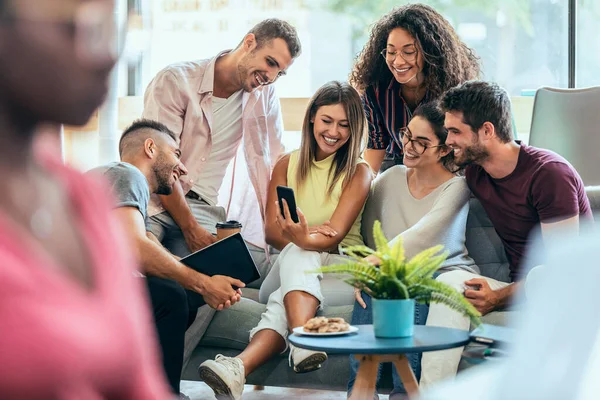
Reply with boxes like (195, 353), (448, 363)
(353, 3), (480, 173)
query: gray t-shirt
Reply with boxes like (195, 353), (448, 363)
(89, 162), (150, 223)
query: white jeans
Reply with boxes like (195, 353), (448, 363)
(420, 270), (511, 388)
(249, 243), (350, 349)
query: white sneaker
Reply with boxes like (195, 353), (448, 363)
(289, 344), (328, 373)
(198, 355), (245, 400)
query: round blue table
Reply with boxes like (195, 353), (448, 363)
(289, 324), (470, 399)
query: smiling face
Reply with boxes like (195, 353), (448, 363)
(311, 103), (351, 161)
(402, 116), (449, 169)
(444, 111), (490, 167)
(384, 27), (425, 85)
(152, 136), (187, 195)
(237, 37), (294, 92)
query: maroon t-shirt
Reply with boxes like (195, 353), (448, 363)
(466, 143), (592, 281)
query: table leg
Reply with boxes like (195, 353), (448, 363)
(349, 354), (379, 400)
(392, 355), (419, 398)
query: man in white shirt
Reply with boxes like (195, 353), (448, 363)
(142, 19), (301, 284)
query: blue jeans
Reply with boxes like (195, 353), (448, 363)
(347, 292), (429, 398)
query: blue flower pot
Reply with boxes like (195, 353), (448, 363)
(372, 298), (415, 338)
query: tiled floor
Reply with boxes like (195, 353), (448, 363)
(180, 380), (391, 399)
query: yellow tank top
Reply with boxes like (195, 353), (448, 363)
(286, 150), (365, 248)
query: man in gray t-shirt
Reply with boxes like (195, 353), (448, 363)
(89, 119), (244, 396)
(92, 161), (150, 227)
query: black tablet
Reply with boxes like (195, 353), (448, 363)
(180, 233), (260, 285)
(469, 323), (514, 348)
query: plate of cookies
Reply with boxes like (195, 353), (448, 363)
(293, 317), (359, 336)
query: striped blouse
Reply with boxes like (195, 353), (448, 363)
(363, 78), (430, 158)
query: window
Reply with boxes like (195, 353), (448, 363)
(577, 0), (600, 87)
(140, 1), (570, 98)
(141, 0), (317, 97)
(323, 0), (569, 95)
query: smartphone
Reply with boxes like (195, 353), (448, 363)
(276, 186), (299, 223)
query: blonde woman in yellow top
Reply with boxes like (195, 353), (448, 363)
(199, 81), (373, 400)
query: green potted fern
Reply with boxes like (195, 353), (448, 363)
(314, 221), (481, 338)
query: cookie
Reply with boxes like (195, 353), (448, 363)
(303, 316), (328, 330)
(327, 317), (346, 324)
(318, 322), (350, 333)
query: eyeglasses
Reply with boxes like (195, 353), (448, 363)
(399, 127), (446, 155)
(380, 43), (418, 63)
(1, 0), (150, 66)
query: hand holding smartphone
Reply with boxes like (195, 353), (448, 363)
(276, 186), (300, 223)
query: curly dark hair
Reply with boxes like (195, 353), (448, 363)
(350, 4), (480, 98)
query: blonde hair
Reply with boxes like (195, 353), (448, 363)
(296, 81), (367, 196)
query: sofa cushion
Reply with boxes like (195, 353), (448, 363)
(465, 198), (511, 282)
(242, 287), (260, 302)
(586, 186), (600, 218)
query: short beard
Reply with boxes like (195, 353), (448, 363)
(455, 143), (490, 167)
(237, 51), (258, 92)
(153, 153), (174, 196)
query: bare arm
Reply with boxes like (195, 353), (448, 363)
(158, 181), (216, 252)
(494, 282), (520, 307)
(277, 163), (373, 253)
(113, 207), (243, 309)
(146, 231), (180, 260)
(541, 215), (580, 240)
(158, 181), (195, 230)
(364, 149), (386, 175)
(464, 279), (521, 315)
(265, 154), (291, 251)
(113, 207), (206, 288)
(463, 216), (579, 315)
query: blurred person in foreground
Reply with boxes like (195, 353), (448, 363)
(419, 225), (599, 400)
(0, 0), (172, 399)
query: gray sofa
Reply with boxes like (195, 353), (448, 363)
(181, 186), (600, 392)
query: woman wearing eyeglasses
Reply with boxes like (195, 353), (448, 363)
(351, 4), (480, 173)
(347, 102), (479, 399)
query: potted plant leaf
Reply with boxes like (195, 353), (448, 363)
(313, 221), (481, 338)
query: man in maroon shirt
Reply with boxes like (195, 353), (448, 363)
(442, 80), (591, 311)
(419, 80), (592, 387)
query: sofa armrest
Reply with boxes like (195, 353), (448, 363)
(585, 186), (600, 217)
